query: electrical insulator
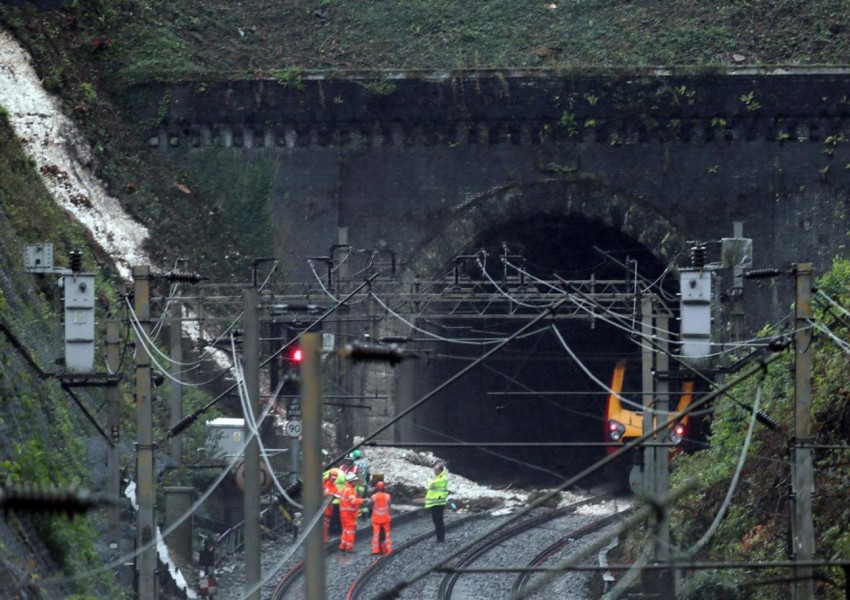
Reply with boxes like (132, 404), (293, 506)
(168, 413), (199, 438)
(745, 268), (783, 280)
(163, 270), (205, 284)
(341, 343), (406, 366)
(379, 336), (411, 344)
(0, 483), (114, 517)
(69, 249), (82, 273)
(690, 245), (707, 269)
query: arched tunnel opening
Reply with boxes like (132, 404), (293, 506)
(403, 213), (682, 490)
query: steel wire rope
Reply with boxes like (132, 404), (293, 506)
(505, 258), (687, 346)
(674, 384), (763, 560)
(150, 281), (179, 340)
(36, 395), (281, 591)
(817, 289), (850, 320)
(550, 324), (666, 415)
(127, 305), (230, 388)
(231, 334), (303, 509)
(325, 297), (570, 471)
(476, 256), (562, 310)
(503, 259), (686, 344)
(564, 290), (787, 431)
(568, 292), (798, 361)
(159, 273), (379, 444)
(476, 360), (603, 422)
(308, 256), (367, 306)
(369, 351), (786, 600)
(126, 296), (213, 368)
(410, 421), (569, 481)
(369, 291), (513, 346)
(307, 258), (340, 303)
(590, 244), (683, 305)
(813, 321), (850, 355)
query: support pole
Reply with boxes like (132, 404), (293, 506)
(169, 301), (183, 465)
(792, 263), (815, 600)
(336, 228), (352, 445)
(654, 308), (672, 598)
(134, 265), (157, 600)
(243, 288), (261, 600)
(641, 296), (655, 496)
(106, 319), (121, 543)
(301, 332), (325, 600)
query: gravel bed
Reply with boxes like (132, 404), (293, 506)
(446, 511), (601, 600)
(212, 499), (624, 599)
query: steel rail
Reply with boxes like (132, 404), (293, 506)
(438, 494), (612, 600)
(510, 510), (628, 598)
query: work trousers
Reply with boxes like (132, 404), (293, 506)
(339, 514), (357, 551)
(371, 521), (392, 554)
(329, 504), (342, 535)
(430, 505), (446, 542)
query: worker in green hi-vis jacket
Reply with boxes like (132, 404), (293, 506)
(424, 463), (449, 542)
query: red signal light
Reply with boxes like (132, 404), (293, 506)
(288, 347), (303, 363)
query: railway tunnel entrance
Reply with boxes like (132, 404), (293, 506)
(397, 213), (680, 489)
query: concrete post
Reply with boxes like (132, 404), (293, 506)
(641, 296), (655, 496)
(243, 288), (261, 600)
(336, 227), (352, 445)
(169, 301), (183, 465)
(301, 333), (325, 600)
(134, 265), (157, 600)
(163, 487), (195, 563)
(654, 309), (672, 598)
(792, 263), (815, 600)
(106, 319), (121, 543)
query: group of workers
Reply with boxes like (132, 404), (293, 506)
(322, 450), (393, 555)
(322, 451), (451, 554)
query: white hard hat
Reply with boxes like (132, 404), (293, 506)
(346, 472), (358, 482)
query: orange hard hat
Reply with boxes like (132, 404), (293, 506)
(376, 481), (385, 490)
(329, 469), (339, 478)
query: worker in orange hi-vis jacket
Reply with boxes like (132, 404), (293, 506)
(369, 481), (393, 555)
(338, 472), (365, 552)
(322, 469), (340, 542)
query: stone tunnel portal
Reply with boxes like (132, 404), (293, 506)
(400, 214), (677, 489)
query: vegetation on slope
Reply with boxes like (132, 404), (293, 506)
(5, 0), (850, 87)
(0, 111), (122, 597)
(661, 262), (850, 599)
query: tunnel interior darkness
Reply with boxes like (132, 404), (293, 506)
(407, 214), (680, 488)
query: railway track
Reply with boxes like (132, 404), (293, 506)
(271, 508), (484, 600)
(509, 511), (625, 599)
(437, 495), (621, 600)
(270, 494), (624, 599)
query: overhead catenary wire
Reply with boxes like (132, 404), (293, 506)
(127, 303), (227, 388)
(231, 334), (303, 509)
(161, 272), (379, 442)
(550, 324), (668, 415)
(564, 286), (784, 430)
(325, 296), (570, 469)
(370, 291), (522, 346)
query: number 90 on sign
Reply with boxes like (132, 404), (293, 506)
(285, 420), (302, 437)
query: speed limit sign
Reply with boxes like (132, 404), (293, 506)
(285, 420), (302, 438)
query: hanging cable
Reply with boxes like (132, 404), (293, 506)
(231, 335), (303, 509)
(675, 384), (762, 559)
(163, 273), (379, 441)
(550, 324), (665, 414)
